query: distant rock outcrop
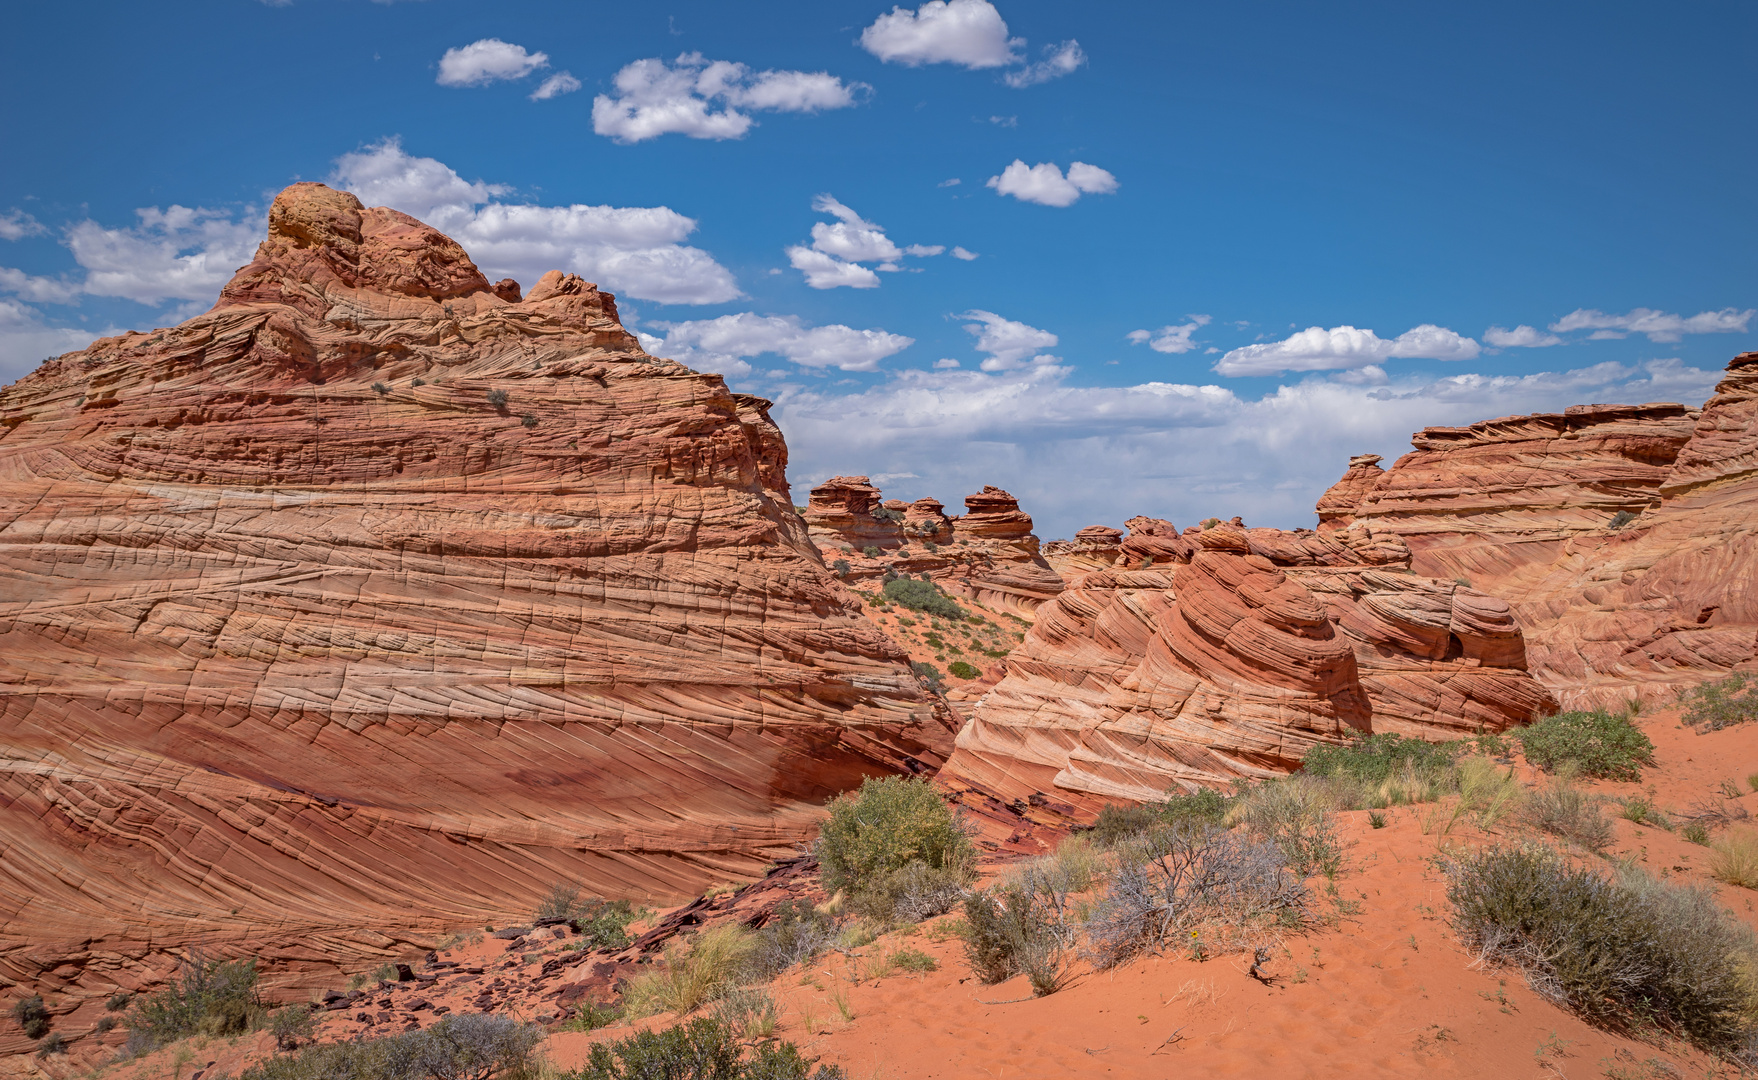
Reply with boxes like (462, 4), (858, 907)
(943, 519), (1554, 803)
(809, 480), (1063, 618)
(1316, 358), (1758, 708)
(0, 183), (953, 1029)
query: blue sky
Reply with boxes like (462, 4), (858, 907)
(2, 1), (1754, 537)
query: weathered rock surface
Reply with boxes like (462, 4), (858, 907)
(1042, 525), (1124, 576)
(810, 481), (1063, 618)
(943, 520), (1554, 803)
(0, 183), (952, 1035)
(1316, 354), (1758, 708)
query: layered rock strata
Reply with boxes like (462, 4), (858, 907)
(0, 183), (951, 1034)
(1317, 356), (1758, 707)
(809, 480), (1063, 617)
(943, 521), (1553, 803)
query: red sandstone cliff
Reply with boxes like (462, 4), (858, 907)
(0, 184), (952, 1034)
(1318, 355), (1758, 708)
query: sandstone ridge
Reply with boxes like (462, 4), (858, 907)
(0, 183), (953, 1033)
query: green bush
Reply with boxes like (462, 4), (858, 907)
(947, 661), (979, 680)
(126, 955), (262, 1049)
(817, 777), (975, 919)
(105, 993), (133, 1012)
(831, 559), (850, 577)
(11, 995), (49, 1040)
(862, 545), (881, 558)
(1230, 778), (1345, 877)
(1445, 845), (1758, 1055)
(487, 389), (509, 408)
(746, 900), (839, 980)
(36, 1034), (65, 1057)
(882, 576), (967, 619)
(621, 925), (754, 1018)
(534, 884), (636, 950)
(243, 1013), (542, 1080)
(1088, 788), (1230, 848)
(571, 1016), (843, 1080)
(268, 1005), (315, 1051)
(872, 507), (904, 523)
(1680, 674), (1758, 733)
(1302, 733), (1455, 786)
(1517, 710), (1654, 780)
(910, 661), (945, 691)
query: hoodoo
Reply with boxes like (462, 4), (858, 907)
(0, 184), (952, 1009)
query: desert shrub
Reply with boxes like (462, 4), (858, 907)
(817, 776), (975, 918)
(746, 900), (839, 980)
(534, 884), (636, 949)
(1083, 826), (1308, 970)
(572, 1016), (843, 1080)
(560, 1002), (622, 1032)
(1710, 830), (1758, 889)
(889, 948), (937, 974)
(105, 993), (133, 1012)
(872, 506), (904, 523)
(36, 1034), (65, 1057)
(1302, 733), (1455, 787)
(96, 1015), (116, 1033)
(243, 1013), (542, 1080)
(1681, 674), (1758, 733)
(712, 986), (780, 1041)
(961, 878), (1071, 995)
(1620, 795), (1671, 830)
(1229, 778), (1345, 877)
(946, 661), (980, 680)
(520, 413), (538, 428)
(853, 860), (969, 923)
(371, 382), (390, 396)
(909, 660), (945, 691)
(1445, 844), (1758, 1054)
(1518, 775), (1614, 852)
(881, 576), (966, 619)
(127, 955), (262, 1049)
(11, 995), (49, 1040)
(1517, 709), (1654, 781)
(487, 389), (509, 408)
(830, 559), (850, 577)
(861, 545), (880, 558)
(412, 378), (427, 387)
(268, 1005), (315, 1051)
(1608, 510), (1638, 529)
(1684, 821), (1713, 846)
(622, 925), (755, 1018)
(1090, 788), (1230, 847)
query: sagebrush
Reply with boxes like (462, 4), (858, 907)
(244, 1013), (542, 1080)
(816, 776), (975, 922)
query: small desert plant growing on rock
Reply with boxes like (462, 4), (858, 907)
(574, 1016), (843, 1080)
(831, 559), (850, 576)
(11, 995), (49, 1040)
(1681, 674), (1758, 733)
(817, 776), (975, 922)
(245, 1013), (542, 1080)
(1445, 844), (1758, 1056)
(487, 389), (509, 408)
(1517, 709), (1654, 781)
(909, 661), (945, 692)
(534, 884), (636, 949)
(371, 382), (390, 396)
(862, 545), (881, 558)
(946, 660), (979, 680)
(1607, 510), (1638, 529)
(520, 413), (538, 428)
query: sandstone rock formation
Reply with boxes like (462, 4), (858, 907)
(0, 183), (953, 1033)
(808, 480), (1063, 617)
(943, 520), (1554, 803)
(1317, 356), (1758, 708)
(1042, 525), (1124, 576)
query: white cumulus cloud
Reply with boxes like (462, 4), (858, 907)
(0, 211), (47, 241)
(766, 356), (1726, 540)
(0, 298), (110, 380)
(1002, 40), (1086, 88)
(1128, 315), (1212, 355)
(1548, 306), (1755, 343)
(530, 72), (581, 101)
(986, 160), (1117, 207)
(1483, 324), (1563, 348)
(591, 53), (865, 143)
(961, 309), (1058, 371)
(1215, 323), (1480, 376)
(437, 39), (549, 87)
(950, 246), (979, 261)
(785, 194), (948, 290)
(644, 312), (914, 374)
(860, 0), (1022, 68)
(332, 139), (739, 304)
(69, 206), (260, 306)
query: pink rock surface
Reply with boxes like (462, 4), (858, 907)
(0, 184), (953, 1022)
